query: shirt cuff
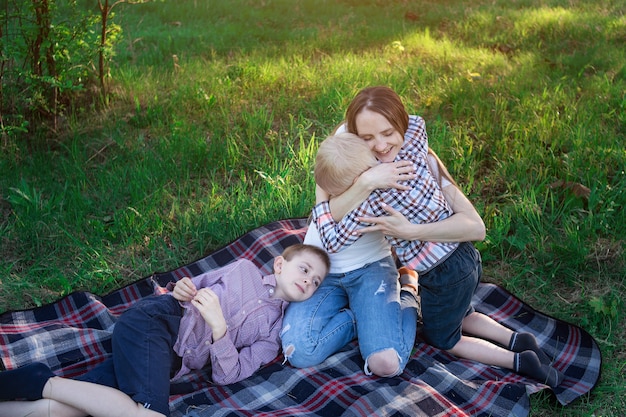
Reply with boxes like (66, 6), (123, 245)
(311, 201), (331, 221)
(210, 331), (233, 354)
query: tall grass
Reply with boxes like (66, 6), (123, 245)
(1, 0), (625, 415)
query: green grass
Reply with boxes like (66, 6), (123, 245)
(1, 0), (625, 415)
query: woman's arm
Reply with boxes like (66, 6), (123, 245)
(356, 151), (486, 242)
(356, 184), (485, 242)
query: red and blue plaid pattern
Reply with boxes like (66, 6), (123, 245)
(0, 218), (601, 416)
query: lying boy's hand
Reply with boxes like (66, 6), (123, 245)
(192, 288), (228, 341)
(172, 277), (197, 302)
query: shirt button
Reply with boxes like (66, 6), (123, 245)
(242, 310), (246, 315)
(205, 340), (210, 345)
(258, 299), (262, 304)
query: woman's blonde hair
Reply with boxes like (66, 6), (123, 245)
(315, 133), (378, 196)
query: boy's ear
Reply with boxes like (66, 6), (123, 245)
(273, 256), (284, 275)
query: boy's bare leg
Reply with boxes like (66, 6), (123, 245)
(0, 398), (84, 417)
(448, 334), (564, 388)
(43, 377), (164, 417)
(461, 312), (552, 364)
(461, 311), (513, 346)
(449, 334), (514, 369)
(0, 377), (166, 417)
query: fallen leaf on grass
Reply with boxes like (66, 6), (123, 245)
(549, 180), (591, 201)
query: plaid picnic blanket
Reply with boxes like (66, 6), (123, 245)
(0, 218), (601, 417)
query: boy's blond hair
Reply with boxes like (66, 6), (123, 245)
(282, 243), (331, 274)
(314, 133), (378, 196)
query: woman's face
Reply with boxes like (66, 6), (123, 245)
(355, 108), (404, 163)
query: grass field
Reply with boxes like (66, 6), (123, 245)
(1, 0), (625, 415)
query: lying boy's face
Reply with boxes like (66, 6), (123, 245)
(275, 252), (327, 302)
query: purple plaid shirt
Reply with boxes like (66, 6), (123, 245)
(312, 115), (459, 272)
(171, 259), (287, 385)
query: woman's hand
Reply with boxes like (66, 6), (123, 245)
(356, 203), (413, 240)
(192, 288), (228, 341)
(172, 277), (197, 302)
(357, 184), (486, 242)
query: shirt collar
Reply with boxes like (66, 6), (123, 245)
(261, 273), (288, 311)
(261, 273), (280, 298)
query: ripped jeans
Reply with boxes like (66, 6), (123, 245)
(281, 256), (418, 376)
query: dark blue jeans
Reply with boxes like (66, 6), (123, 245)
(78, 295), (182, 416)
(418, 241), (482, 350)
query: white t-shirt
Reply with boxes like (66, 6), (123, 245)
(304, 222), (391, 274)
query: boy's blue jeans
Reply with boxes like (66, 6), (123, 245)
(78, 295), (182, 417)
(281, 255), (419, 376)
